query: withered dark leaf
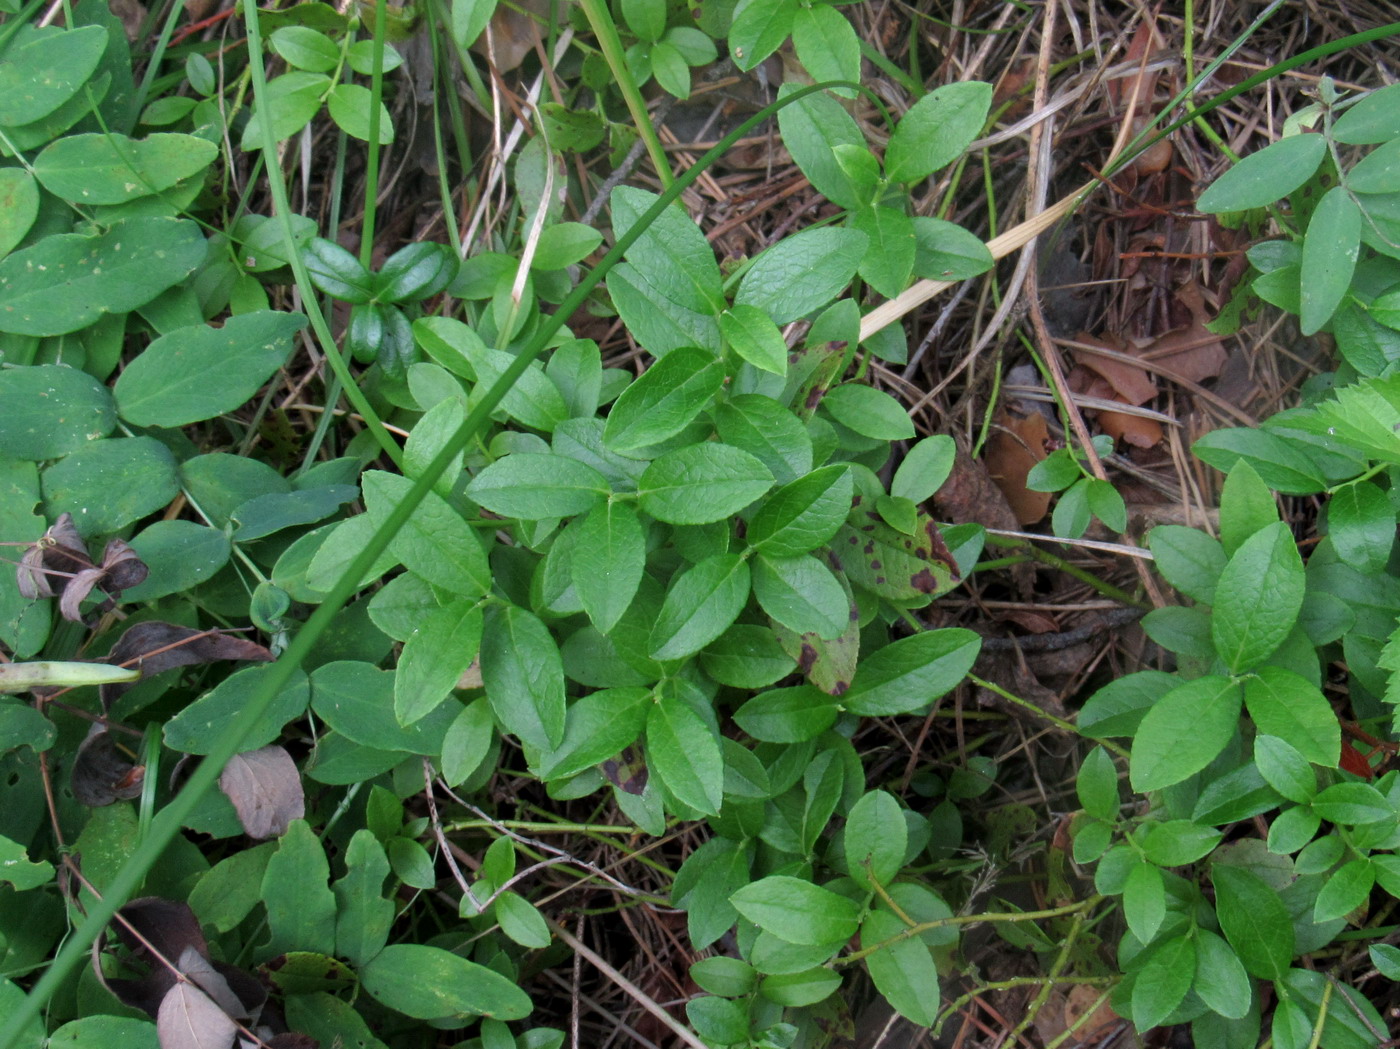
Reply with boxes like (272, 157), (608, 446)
(99, 897), (209, 1016)
(219, 745), (304, 839)
(16, 512), (93, 600)
(100, 538), (150, 593)
(264, 1035), (319, 1049)
(71, 726), (145, 807)
(16, 543), (52, 600)
(157, 983), (237, 1049)
(178, 946), (248, 1021)
(59, 566), (106, 623)
(600, 744), (648, 795)
(101, 622), (275, 709)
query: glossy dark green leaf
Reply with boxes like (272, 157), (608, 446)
(377, 241), (457, 302)
(1212, 521), (1305, 672)
(481, 603), (565, 751)
(115, 310), (307, 426)
(647, 688), (723, 815)
(639, 443), (773, 525)
(842, 629), (980, 716)
(603, 346), (725, 452)
(1129, 676), (1240, 791)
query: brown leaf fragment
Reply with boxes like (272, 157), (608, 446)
(15, 514), (150, 621)
(264, 1035), (320, 1049)
(100, 897), (209, 1016)
(101, 622), (274, 709)
(71, 726), (145, 807)
(59, 567), (106, 624)
(985, 411), (1051, 525)
(601, 744), (648, 795)
(1074, 332), (1157, 406)
(219, 745), (304, 839)
(100, 538), (150, 593)
(178, 946), (249, 1021)
(157, 983), (238, 1049)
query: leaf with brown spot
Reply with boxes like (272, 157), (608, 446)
(219, 745), (304, 839)
(772, 559), (860, 695)
(832, 504), (959, 602)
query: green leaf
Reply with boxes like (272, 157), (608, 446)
(885, 81), (992, 183)
(533, 222), (603, 271)
(1219, 459), (1278, 554)
(675, 835), (750, 948)
(165, 666), (310, 756)
(1193, 427), (1325, 496)
(752, 554), (848, 638)
(845, 790), (906, 889)
(687, 996), (751, 1043)
(1123, 860), (1166, 942)
(0, 169), (39, 260)
(736, 227), (869, 324)
(333, 829), (395, 966)
(603, 345), (725, 452)
(1327, 481), (1394, 573)
(379, 241), (456, 303)
(0, 833), (52, 891)
(791, 4), (859, 95)
(759, 967), (842, 1007)
(821, 384), (915, 440)
(733, 685), (839, 742)
(842, 629), (981, 716)
(639, 443), (773, 524)
(0, 217), (205, 336)
(310, 663), (459, 750)
(749, 464), (853, 557)
(1313, 857), (1374, 922)
(1333, 82), (1400, 143)
(713, 395), (813, 484)
(721, 304), (788, 375)
(270, 25), (340, 71)
(1299, 186), (1361, 335)
(0, 365), (116, 460)
(911, 216), (994, 280)
(42, 436), (179, 537)
(1140, 820), (1222, 866)
(1370, 943), (1400, 980)
(262, 819), (337, 956)
(362, 470), (492, 598)
(114, 310), (307, 426)
(1132, 935), (1195, 1033)
(647, 688), (724, 814)
(730, 875), (860, 946)
(326, 81), (394, 142)
(440, 697), (495, 786)
(0, 24), (108, 126)
(1129, 676), (1241, 792)
(1197, 135), (1328, 212)
(571, 500), (645, 634)
(240, 71), (331, 148)
(466, 452), (608, 519)
(1243, 667), (1339, 767)
(775, 84), (868, 210)
(1076, 746), (1120, 821)
(1212, 863), (1294, 979)
(451, 0), (498, 48)
(650, 554), (751, 660)
(1193, 928), (1252, 1020)
(495, 890), (552, 948)
(361, 943), (532, 1020)
(395, 599), (482, 726)
(34, 132), (217, 205)
(612, 186), (723, 314)
(851, 205), (916, 298)
(859, 909), (940, 1026)
(1310, 781), (1393, 824)
(536, 687), (650, 779)
(482, 603), (566, 751)
(0, 698), (55, 754)
(892, 435), (955, 503)
(728, 0), (797, 70)
(1212, 521), (1305, 672)
(303, 237), (375, 303)
(1147, 525), (1227, 605)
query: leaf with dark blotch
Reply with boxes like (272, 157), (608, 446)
(71, 725), (145, 806)
(219, 745), (304, 839)
(101, 621), (274, 708)
(832, 497), (959, 602)
(99, 897), (209, 1016)
(771, 553), (860, 695)
(600, 744), (648, 795)
(157, 983), (238, 1049)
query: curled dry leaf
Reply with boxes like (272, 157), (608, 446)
(157, 982), (238, 1049)
(15, 513), (148, 620)
(219, 745), (304, 839)
(99, 897), (209, 1016)
(101, 621), (274, 710)
(71, 725), (145, 807)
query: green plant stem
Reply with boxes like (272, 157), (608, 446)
(0, 79), (850, 1046)
(358, 0), (389, 271)
(968, 673), (1129, 758)
(981, 532), (1146, 607)
(444, 819), (641, 835)
(574, 0), (673, 189)
(936, 975), (1116, 1038)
